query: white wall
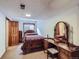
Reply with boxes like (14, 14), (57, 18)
(19, 20), (37, 31)
(19, 20), (38, 37)
(0, 12), (6, 58)
(5, 20), (9, 48)
(37, 6), (79, 46)
(76, 6), (79, 46)
(18, 6), (79, 46)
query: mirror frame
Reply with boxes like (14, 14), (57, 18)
(54, 21), (69, 43)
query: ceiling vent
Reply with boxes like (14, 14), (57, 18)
(20, 4), (25, 10)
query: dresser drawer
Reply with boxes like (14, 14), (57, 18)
(59, 47), (70, 55)
(59, 48), (71, 59)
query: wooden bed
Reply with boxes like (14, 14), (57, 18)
(21, 30), (45, 54)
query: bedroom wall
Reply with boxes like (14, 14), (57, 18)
(0, 12), (6, 58)
(5, 19), (9, 48)
(76, 5), (79, 46)
(19, 20), (42, 37)
(37, 6), (79, 46)
(18, 6), (79, 46)
(19, 20), (37, 31)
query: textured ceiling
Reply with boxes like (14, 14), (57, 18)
(0, 0), (79, 20)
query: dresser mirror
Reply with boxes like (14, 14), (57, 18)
(54, 21), (69, 43)
(54, 21), (79, 59)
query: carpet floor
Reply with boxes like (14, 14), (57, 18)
(1, 44), (48, 59)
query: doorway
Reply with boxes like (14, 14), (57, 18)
(6, 18), (19, 47)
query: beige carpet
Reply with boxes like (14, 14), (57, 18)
(1, 44), (48, 59)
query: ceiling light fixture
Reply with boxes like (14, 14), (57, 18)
(26, 14), (31, 17)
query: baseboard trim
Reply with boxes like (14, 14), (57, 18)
(0, 49), (6, 59)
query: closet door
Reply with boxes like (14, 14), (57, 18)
(9, 21), (19, 46)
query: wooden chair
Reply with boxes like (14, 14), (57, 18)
(47, 48), (59, 59)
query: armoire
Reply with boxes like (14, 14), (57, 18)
(8, 20), (19, 46)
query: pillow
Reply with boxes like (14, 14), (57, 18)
(25, 30), (35, 33)
(26, 33), (37, 35)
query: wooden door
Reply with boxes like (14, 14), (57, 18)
(9, 21), (19, 46)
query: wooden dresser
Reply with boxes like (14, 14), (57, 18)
(58, 46), (79, 59)
(44, 39), (79, 59)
